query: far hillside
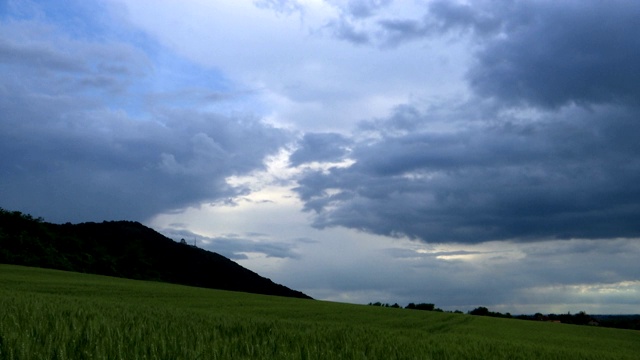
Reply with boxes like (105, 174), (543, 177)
(0, 207), (311, 299)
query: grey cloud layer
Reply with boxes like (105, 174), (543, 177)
(293, 0), (640, 243)
(326, 0), (501, 47)
(0, 19), (288, 223)
(289, 133), (351, 166)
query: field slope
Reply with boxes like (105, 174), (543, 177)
(1, 264), (638, 359)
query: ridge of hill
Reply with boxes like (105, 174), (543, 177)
(0, 208), (311, 299)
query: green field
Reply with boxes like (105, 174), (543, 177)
(1, 265), (638, 359)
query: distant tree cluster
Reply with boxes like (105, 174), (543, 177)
(468, 307), (599, 324)
(406, 303), (441, 311)
(468, 306), (512, 318)
(366, 299), (638, 330)
(469, 306), (639, 330)
(592, 315), (640, 330)
(368, 302), (462, 313)
(515, 311), (599, 326)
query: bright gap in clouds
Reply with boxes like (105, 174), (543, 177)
(150, 154), (640, 314)
(152, 191), (640, 314)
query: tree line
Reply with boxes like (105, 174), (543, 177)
(368, 301), (640, 330)
(368, 302), (462, 314)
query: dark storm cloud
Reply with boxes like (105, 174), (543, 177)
(291, 0), (640, 243)
(0, 19), (288, 223)
(294, 103), (640, 243)
(289, 132), (351, 166)
(468, 1), (640, 108)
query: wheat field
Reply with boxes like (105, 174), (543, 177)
(1, 264), (638, 359)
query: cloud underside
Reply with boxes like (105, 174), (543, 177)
(0, 17), (287, 222)
(294, 104), (640, 243)
(293, 0), (640, 243)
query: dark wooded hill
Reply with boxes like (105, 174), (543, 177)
(0, 208), (311, 299)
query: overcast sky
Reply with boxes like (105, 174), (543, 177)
(2, 0), (639, 314)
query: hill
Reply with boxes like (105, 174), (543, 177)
(0, 208), (311, 299)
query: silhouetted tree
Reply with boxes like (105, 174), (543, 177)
(470, 307), (490, 316)
(405, 303), (436, 311)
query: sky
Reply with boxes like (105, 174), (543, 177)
(1, 0), (639, 314)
